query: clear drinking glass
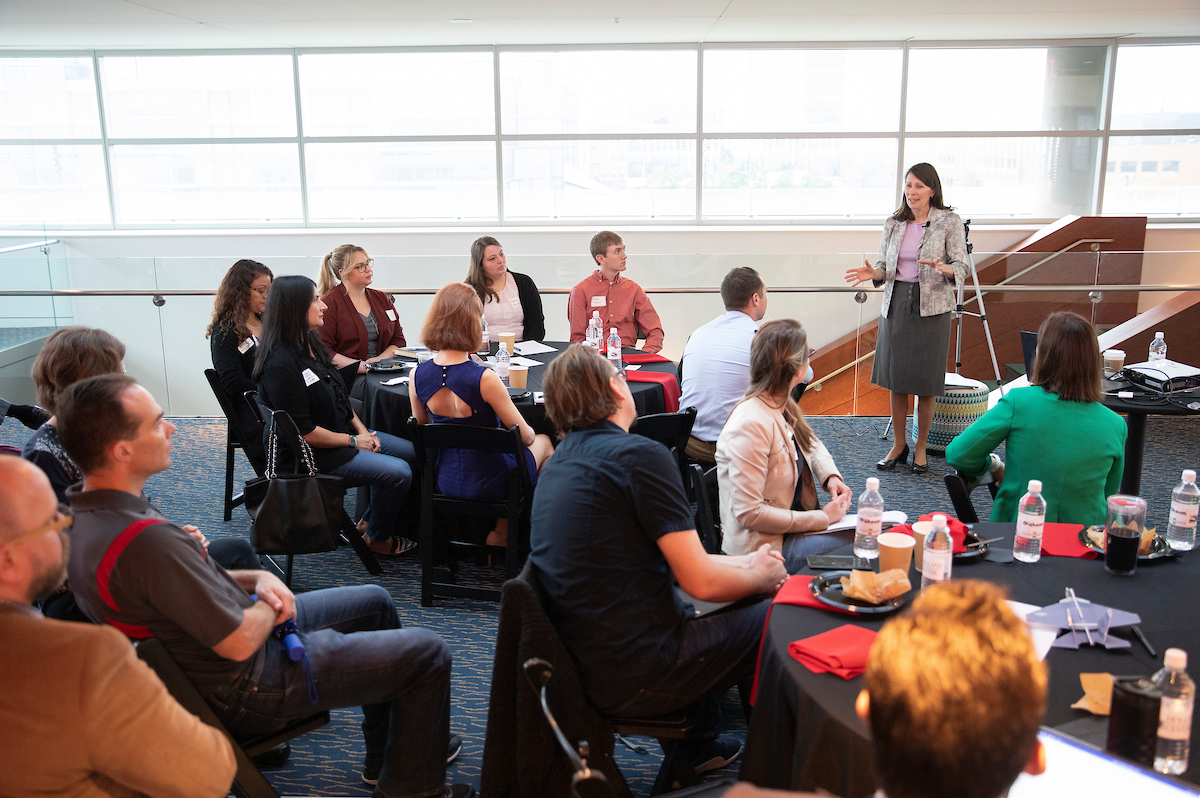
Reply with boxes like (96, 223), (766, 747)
(1105, 494), (1147, 576)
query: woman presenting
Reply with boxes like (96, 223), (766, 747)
(845, 163), (967, 473)
(317, 244), (407, 400)
(465, 236), (545, 343)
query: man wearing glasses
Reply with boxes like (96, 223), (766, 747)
(0, 456), (236, 796)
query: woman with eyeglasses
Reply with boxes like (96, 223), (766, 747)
(207, 258), (273, 472)
(716, 319), (854, 574)
(317, 244), (408, 402)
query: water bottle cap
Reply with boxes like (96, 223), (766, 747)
(1184, 469), (1196, 482)
(1156, 331), (1164, 337)
(932, 514), (947, 528)
(1165, 648), (1187, 670)
(1028, 479), (1042, 493)
(866, 477), (879, 490)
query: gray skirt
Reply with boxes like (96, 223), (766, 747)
(872, 280), (951, 397)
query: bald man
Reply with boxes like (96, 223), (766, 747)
(0, 457), (235, 798)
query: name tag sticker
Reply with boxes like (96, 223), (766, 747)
(590, 295), (607, 308)
(386, 310), (397, 321)
(237, 337), (254, 354)
(302, 368), (319, 387)
(510, 297), (521, 308)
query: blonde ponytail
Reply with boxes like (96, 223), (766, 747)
(317, 244), (366, 296)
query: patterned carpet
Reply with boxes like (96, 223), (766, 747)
(2, 412), (1198, 796)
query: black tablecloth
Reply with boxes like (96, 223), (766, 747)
(741, 523), (1200, 797)
(361, 342), (679, 439)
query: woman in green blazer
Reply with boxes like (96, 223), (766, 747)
(945, 311), (1125, 526)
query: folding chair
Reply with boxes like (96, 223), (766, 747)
(204, 368), (266, 521)
(943, 470), (1000, 525)
(632, 406), (697, 495)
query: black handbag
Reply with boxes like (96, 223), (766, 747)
(244, 410), (342, 555)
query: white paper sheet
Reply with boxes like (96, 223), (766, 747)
(510, 356), (544, 368)
(825, 510), (908, 533)
(624, 364), (642, 371)
(513, 341), (557, 355)
(1007, 599), (1059, 661)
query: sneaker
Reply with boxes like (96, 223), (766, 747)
(688, 737), (744, 774)
(363, 735), (463, 786)
(249, 742), (290, 769)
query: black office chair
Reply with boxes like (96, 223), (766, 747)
(136, 637), (328, 798)
(943, 470), (1000, 525)
(409, 418), (535, 607)
(204, 369), (266, 521)
(631, 406), (697, 495)
(688, 464), (721, 554)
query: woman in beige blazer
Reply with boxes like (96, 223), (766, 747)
(716, 319), (853, 573)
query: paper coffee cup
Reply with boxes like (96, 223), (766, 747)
(911, 521), (934, 572)
(498, 332), (516, 355)
(878, 532), (916, 573)
(1103, 349), (1125, 374)
(509, 365), (528, 389)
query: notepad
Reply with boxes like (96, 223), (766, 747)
(513, 341), (557, 356)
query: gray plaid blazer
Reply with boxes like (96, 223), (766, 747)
(873, 207), (968, 318)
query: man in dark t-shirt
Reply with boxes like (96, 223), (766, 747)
(531, 345), (788, 773)
(58, 374), (472, 798)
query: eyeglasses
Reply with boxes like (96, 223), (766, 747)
(4, 504), (72, 548)
(251, 286), (270, 297)
(350, 259), (374, 272)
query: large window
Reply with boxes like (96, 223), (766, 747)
(1, 39), (1196, 228)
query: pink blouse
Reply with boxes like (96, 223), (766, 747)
(896, 222), (923, 282)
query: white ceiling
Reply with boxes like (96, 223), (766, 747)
(1, 0), (1198, 50)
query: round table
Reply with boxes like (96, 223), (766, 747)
(361, 341), (680, 439)
(740, 523), (1200, 797)
(1101, 381), (1200, 495)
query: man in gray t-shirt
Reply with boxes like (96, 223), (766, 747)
(59, 374), (473, 798)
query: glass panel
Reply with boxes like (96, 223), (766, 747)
(110, 143), (302, 224)
(306, 141), (497, 222)
(1112, 44), (1200, 130)
(500, 50), (697, 134)
(502, 139), (695, 220)
(0, 144), (109, 224)
(1103, 135), (1200, 217)
(907, 47), (1105, 132)
(703, 138), (897, 219)
(703, 49), (902, 133)
(298, 52), (495, 137)
(100, 55), (297, 138)
(0, 57), (101, 138)
(903, 136), (1099, 217)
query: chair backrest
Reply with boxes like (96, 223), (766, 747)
(205, 369), (265, 472)
(689, 464), (720, 554)
(631, 406), (697, 490)
(523, 658), (617, 798)
(409, 418), (534, 505)
(204, 368), (240, 424)
(943, 471), (1000, 525)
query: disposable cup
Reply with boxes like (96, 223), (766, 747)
(509, 365), (528, 389)
(911, 521), (934, 572)
(1103, 349), (1125, 376)
(498, 332), (516, 354)
(878, 532), (916, 573)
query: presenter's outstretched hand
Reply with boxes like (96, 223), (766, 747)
(845, 259), (875, 286)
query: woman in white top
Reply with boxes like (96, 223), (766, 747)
(465, 236), (546, 343)
(716, 319), (853, 573)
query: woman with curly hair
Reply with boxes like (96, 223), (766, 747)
(208, 258), (273, 471)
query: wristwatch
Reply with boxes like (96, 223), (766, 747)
(349, 434), (358, 449)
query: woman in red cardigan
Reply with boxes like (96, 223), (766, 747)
(317, 244), (407, 400)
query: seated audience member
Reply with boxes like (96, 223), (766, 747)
(945, 311), (1124, 525)
(0, 457), (237, 797)
(318, 244), (408, 401)
(0, 397), (49, 431)
(207, 258), (273, 472)
(411, 283), (553, 548)
(859, 580), (1047, 798)
(717, 320), (852, 572)
(679, 267), (769, 463)
(23, 326), (126, 502)
(57, 374), (472, 798)
(257, 275), (418, 557)
(466, 236), (545, 343)
(530, 344), (788, 772)
(567, 231), (665, 353)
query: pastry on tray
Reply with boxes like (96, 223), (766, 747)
(1086, 525), (1156, 556)
(840, 568), (911, 604)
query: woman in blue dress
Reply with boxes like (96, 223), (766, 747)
(411, 282), (554, 548)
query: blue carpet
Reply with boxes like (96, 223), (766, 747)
(2, 412), (1198, 796)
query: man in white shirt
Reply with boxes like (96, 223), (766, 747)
(679, 267), (771, 463)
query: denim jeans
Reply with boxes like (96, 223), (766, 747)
(782, 529), (856, 574)
(604, 599), (770, 745)
(329, 431), (417, 542)
(211, 585), (451, 798)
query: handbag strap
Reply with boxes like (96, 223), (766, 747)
(266, 410), (319, 478)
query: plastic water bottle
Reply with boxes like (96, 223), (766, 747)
(478, 316), (490, 355)
(853, 477), (883, 560)
(1167, 469), (1200, 552)
(586, 311), (602, 349)
(1150, 331), (1168, 361)
(607, 328), (624, 374)
(1014, 479), (1047, 563)
(496, 345), (510, 387)
(1153, 648), (1194, 775)
(921, 514), (953, 589)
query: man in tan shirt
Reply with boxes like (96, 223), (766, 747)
(0, 457), (236, 798)
(567, 231), (665, 353)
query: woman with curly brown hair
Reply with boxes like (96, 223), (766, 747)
(207, 258), (273, 471)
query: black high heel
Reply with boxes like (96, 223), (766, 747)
(877, 443), (910, 471)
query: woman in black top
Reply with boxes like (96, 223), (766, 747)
(255, 276), (419, 557)
(207, 259), (273, 472)
(466, 236), (545, 343)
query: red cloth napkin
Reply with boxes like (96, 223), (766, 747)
(892, 512), (970, 554)
(1040, 522), (1094, 558)
(624, 371), (681, 413)
(788, 625), (877, 680)
(622, 352), (672, 364)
